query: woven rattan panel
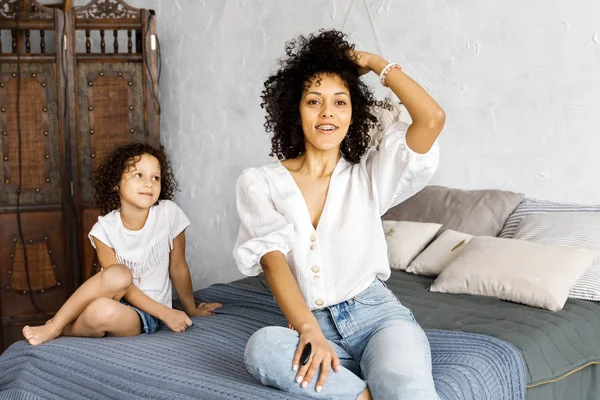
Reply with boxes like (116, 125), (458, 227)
(0, 63), (61, 206)
(77, 62), (145, 208)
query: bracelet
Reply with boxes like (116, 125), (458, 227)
(379, 62), (402, 87)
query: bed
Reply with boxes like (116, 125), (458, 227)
(1, 267), (597, 399)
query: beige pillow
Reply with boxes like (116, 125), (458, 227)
(429, 236), (599, 311)
(513, 212), (600, 301)
(383, 221), (442, 270)
(407, 230), (473, 276)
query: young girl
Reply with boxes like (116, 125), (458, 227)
(233, 30), (444, 399)
(22, 142), (221, 345)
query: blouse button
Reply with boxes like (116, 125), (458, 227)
(310, 244), (316, 250)
(311, 265), (320, 273)
(310, 233), (317, 242)
(312, 275), (320, 282)
(315, 298), (324, 306)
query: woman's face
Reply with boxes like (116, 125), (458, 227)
(299, 73), (352, 154)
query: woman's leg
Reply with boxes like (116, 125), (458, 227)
(63, 297), (141, 337)
(244, 326), (368, 399)
(360, 319), (438, 400)
(22, 264), (133, 345)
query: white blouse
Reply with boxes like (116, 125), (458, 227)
(233, 105), (440, 310)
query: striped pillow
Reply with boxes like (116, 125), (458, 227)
(513, 212), (600, 301)
(499, 198), (600, 238)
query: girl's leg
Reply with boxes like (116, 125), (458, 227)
(244, 326), (367, 399)
(22, 264), (133, 345)
(63, 297), (141, 337)
(360, 319), (438, 400)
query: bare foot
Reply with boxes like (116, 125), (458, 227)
(22, 319), (61, 346)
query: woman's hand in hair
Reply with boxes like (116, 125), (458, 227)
(349, 50), (386, 76)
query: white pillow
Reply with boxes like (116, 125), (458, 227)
(514, 212), (600, 301)
(407, 230), (473, 276)
(383, 221), (442, 270)
(429, 236), (599, 311)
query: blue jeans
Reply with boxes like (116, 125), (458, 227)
(244, 279), (439, 400)
(120, 299), (163, 334)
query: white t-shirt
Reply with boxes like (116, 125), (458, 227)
(233, 104), (439, 310)
(89, 200), (190, 308)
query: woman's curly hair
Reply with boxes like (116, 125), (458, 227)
(92, 142), (178, 215)
(261, 29), (390, 164)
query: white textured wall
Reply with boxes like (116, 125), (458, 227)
(155, 0), (600, 289)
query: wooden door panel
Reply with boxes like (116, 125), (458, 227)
(82, 207), (101, 280)
(0, 63), (62, 207)
(76, 63), (146, 208)
(0, 211), (69, 322)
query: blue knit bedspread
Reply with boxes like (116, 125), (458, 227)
(0, 284), (525, 399)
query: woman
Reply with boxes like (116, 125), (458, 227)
(233, 30), (444, 399)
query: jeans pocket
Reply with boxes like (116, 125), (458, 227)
(353, 285), (398, 305)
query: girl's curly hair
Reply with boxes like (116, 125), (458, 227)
(261, 29), (390, 164)
(92, 142), (178, 215)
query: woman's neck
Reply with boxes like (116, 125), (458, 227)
(293, 148), (341, 178)
(119, 203), (151, 231)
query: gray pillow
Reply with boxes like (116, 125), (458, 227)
(382, 186), (524, 237)
(499, 198), (600, 238)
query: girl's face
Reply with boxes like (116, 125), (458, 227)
(299, 73), (352, 154)
(118, 153), (161, 211)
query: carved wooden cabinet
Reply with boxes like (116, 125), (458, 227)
(0, 0), (159, 351)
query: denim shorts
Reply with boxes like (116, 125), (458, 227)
(120, 299), (163, 334)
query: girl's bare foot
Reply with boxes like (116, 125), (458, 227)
(22, 319), (61, 346)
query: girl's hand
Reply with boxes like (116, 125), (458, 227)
(349, 50), (384, 76)
(162, 308), (193, 332)
(188, 302), (222, 317)
(293, 324), (341, 392)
